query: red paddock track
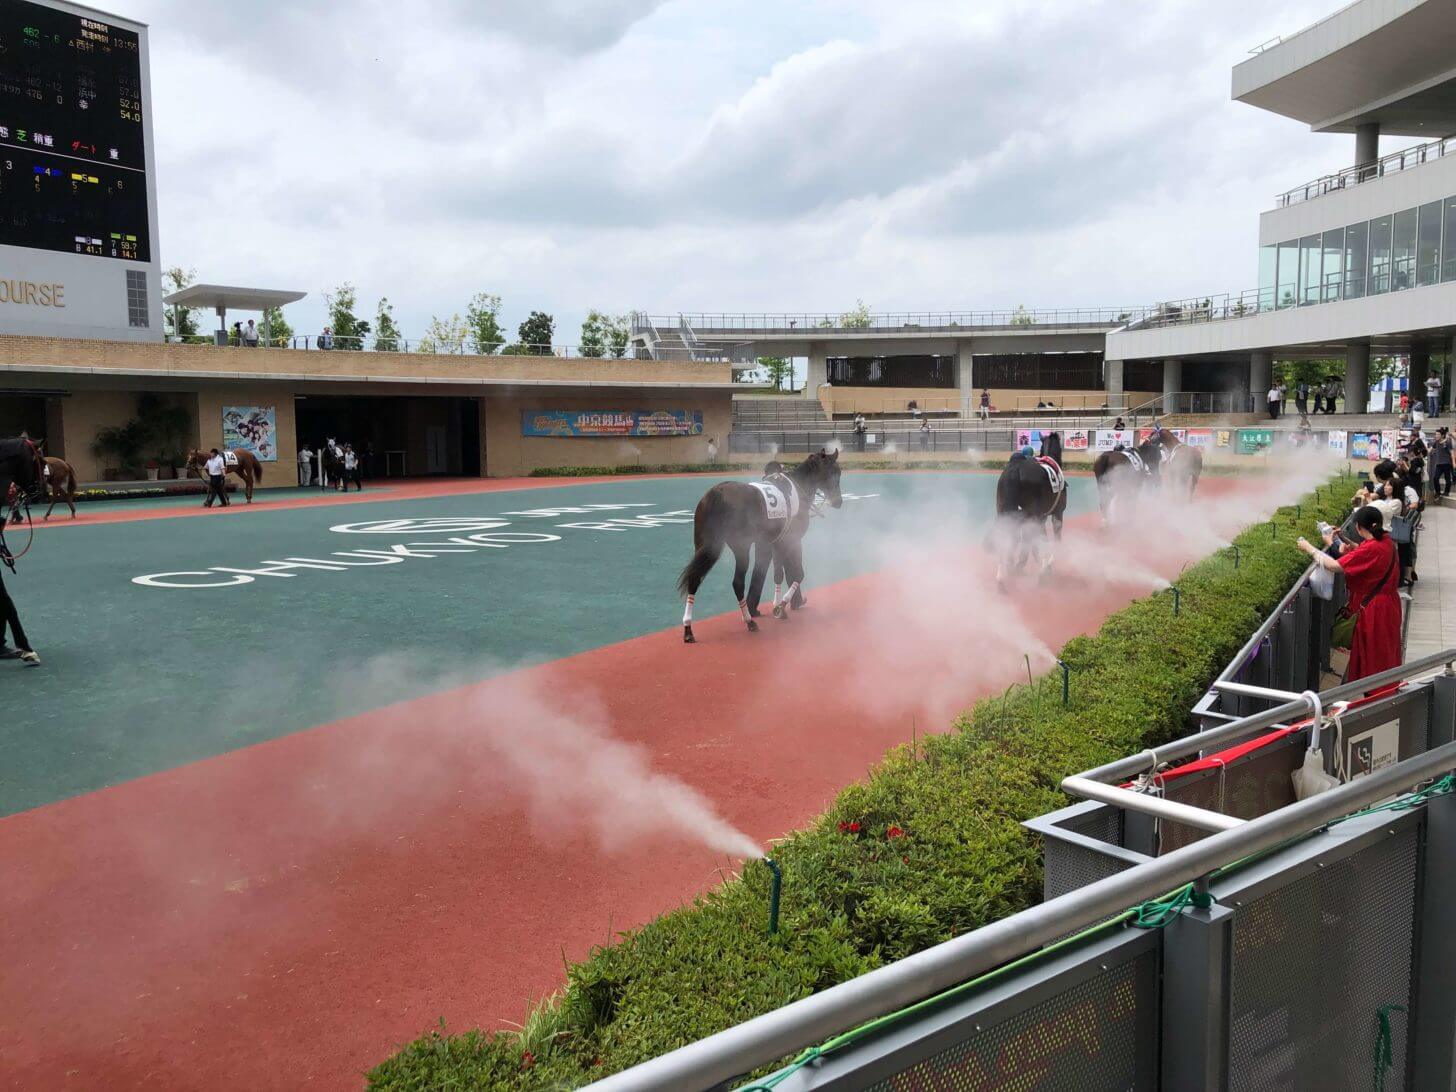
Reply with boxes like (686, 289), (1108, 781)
(0, 480), (1245, 1090)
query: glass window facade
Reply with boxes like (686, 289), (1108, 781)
(1418, 201), (1442, 287)
(1320, 227), (1343, 302)
(1299, 234), (1321, 304)
(1368, 214), (1393, 295)
(1258, 245), (1277, 311)
(1264, 188), (1456, 304)
(1392, 207), (1417, 291)
(825, 354), (955, 387)
(1276, 239), (1298, 308)
(1345, 221), (1368, 299)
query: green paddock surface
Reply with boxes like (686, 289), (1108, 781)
(0, 473), (1095, 816)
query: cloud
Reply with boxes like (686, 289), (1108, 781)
(132, 0), (1353, 342)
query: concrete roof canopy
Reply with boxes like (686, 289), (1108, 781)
(160, 284), (307, 311)
(1233, 0), (1456, 135)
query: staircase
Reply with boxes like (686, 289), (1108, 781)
(731, 395), (831, 431)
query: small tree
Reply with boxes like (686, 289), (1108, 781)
(163, 267), (199, 341)
(417, 314), (468, 354)
(838, 300), (872, 329)
(374, 297), (402, 352)
(261, 305), (293, 347)
(466, 292), (506, 355)
(518, 311), (555, 356)
(759, 356), (792, 391)
(579, 310), (629, 358)
(325, 282), (363, 349)
(1010, 304), (1035, 327)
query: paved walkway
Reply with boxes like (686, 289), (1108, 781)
(1406, 499), (1456, 659)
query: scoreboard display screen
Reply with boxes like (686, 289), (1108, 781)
(0, 0), (149, 262)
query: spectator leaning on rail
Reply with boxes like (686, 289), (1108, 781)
(1298, 506), (1402, 687)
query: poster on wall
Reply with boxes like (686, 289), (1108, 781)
(1094, 429), (1132, 451)
(1184, 429), (1214, 448)
(1014, 428), (1045, 453)
(1236, 428), (1273, 455)
(1380, 430), (1399, 459)
(222, 406), (278, 461)
(1349, 432), (1373, 460)
(1327, 430), (1347, 456)
(521, 409), (705, 437)
(1063, 429), (1090, 451)
(1216, 430), (1232, 448)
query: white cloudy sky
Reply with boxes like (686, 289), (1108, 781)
(127, 0), (1387, 343)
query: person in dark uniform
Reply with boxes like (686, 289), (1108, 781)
(0, 568), (39, 666)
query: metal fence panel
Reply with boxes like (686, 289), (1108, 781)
(1225, 821), (1421, 1091)
(775, 931), (1160, 1092)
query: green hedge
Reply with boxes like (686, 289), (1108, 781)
(368, 473), (1355, 1090)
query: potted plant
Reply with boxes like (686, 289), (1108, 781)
(144, 459), (160, 482)
(170, 451), (189, 480)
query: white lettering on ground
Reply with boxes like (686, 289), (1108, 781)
(556, 510), (696, 531)
(132, 571), (257, 589)
(502, 504), (655, 518)
(329, 517), (512, 534)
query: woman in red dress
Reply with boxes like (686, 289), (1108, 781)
(1298, 506), (1402, 685)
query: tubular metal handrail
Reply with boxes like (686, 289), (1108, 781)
(590, 723), (1456, 1091)
(630, 308), (1147, 334)
(1276, 134), (1456, 208)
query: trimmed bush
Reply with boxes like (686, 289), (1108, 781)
(368, 474), (1356, 1090)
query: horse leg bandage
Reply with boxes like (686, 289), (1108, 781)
(739, 599), (752, 624)
(772, 583), (783, 607)
(683, 595), (694, 625)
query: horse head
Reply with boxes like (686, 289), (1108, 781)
(808, 448), (842, 508)
(14, 438), (44, 503)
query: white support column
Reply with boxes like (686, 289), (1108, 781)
(957, 341), (975, 418)
(1346, 343), (1370, 414)
(1162, 358), (1183, 415)
(1105, 359), (1125, 412)
(804, 342), (826, 400)
(1250, 351), (1272, 412)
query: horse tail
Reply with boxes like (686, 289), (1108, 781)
(253, 452), (263, 481)
(677, 541), (723, 598)
(677, 490), (725, 597)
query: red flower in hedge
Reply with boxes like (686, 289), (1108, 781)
(837, 821), (861, 833)
(521, 1051), (536, 1070)
(886, 826), (906, 840)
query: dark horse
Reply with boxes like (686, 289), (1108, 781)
(1092, 434), (1164, 525)
(1152, 429), (1203, 499)
(677, 450), (843, 643)
(0, 437), (45, 529)
(993, 433), (1066, 586)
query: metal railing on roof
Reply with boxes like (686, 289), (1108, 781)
(629, 308), (1145, 335)
(1276, 134), (1456, 207)
(163, 332), (748, 363)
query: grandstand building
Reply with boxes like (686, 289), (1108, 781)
(1108, 0), (1456, 415)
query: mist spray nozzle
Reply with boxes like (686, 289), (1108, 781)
(763, 857), (782, 935)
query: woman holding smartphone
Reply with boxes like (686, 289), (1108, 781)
(1298, 506), (1402, 686)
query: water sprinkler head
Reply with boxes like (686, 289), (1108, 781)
(763, 857), (783, 935)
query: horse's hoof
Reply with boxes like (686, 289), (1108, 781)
(773, 603), (788, 620)
(746, 620), (759, 633)
(683, 627), (695, 644)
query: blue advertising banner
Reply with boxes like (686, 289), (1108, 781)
(521, 409), (705, 438)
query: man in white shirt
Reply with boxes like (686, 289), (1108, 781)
(1267, 385), (1281, 420)
(243, 319), (259, 347)
(1426, 374), (1442, 418)
(298, 444), (314, 487)
(706, 436), (718, 463)
(342, 444), (362, 492)
(204, 448), (229, 508)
